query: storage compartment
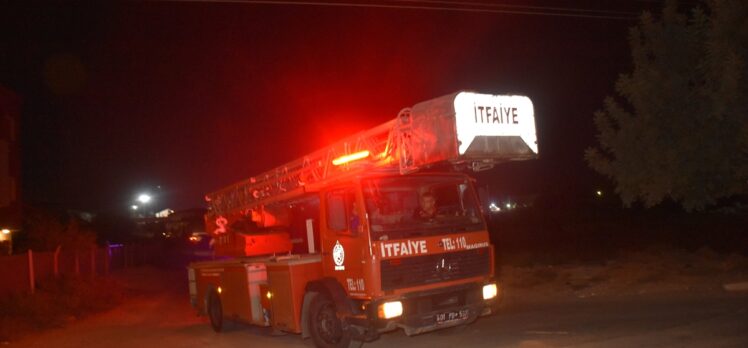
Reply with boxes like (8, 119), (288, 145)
(246, 263), (268, 325)
(189, 257), (273, 325)
(265, 254), (323, 333)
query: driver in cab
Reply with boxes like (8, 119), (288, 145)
(413, 192), (438, 220)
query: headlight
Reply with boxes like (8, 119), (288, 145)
(482, 283), (498, 300)
(377, 301), (403, 319)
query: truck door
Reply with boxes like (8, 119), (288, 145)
(320, 186), (369, 297)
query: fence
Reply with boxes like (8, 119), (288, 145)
(0, 244), (155, 296)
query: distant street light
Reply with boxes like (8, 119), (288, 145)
(0, 228), (12, 255)
(137, 193), (152, 204)
(131, 205), (139, 210)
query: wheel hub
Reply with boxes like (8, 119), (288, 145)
(316, 303), (342, 344)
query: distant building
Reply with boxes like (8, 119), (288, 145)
(165, 208), (207, 239)
(0, 86), (21, 254)
(133, 208), (206, 240)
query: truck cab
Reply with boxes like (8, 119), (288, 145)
(316, 171), (498, 342)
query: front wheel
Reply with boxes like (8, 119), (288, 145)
(207, 289), (223, 332)
(308, 293), (361, 348)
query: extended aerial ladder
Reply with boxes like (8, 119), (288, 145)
(206, 91), (538, 226)
(204, 92), (538, 258)
(205, 118), (397, 216)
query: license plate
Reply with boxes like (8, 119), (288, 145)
(435, 309), (469, 324)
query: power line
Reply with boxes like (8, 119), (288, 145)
(394, 0), (639, 16)
(153, 0), (640, 21)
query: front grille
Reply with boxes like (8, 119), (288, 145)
(380, 248), (490, 291)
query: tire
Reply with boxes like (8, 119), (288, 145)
(308, 293), (362, 348)
(207, 289), (223, 332)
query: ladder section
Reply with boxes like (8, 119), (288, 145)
(206, 91), (539, 216)
(207, 118), (401, 215)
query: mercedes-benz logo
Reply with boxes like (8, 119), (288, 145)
(435, 258), (457, 277)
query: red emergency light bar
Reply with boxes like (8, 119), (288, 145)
(332, 150), (370, 166)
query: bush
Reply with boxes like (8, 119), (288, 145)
(15, 207), (97, 254)
(0, 276), (123, 342)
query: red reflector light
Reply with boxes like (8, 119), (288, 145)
(332, 150), (370, 166)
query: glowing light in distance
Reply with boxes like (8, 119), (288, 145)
(332, 150), (370, 166)
(266, 291), (273, 300)
(137, 194), (152, 204)
(596, 190), (603, 197)
(217, 286), (222, 294)
(1, 229), (10, 234)
(131, 205), (138, 210)
(155, 209), (174, 218)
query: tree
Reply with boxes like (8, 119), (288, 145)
(19, 208), (97, 252)
(586, 0), (748, 211)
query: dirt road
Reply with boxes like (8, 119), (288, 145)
(8, 267), (748, 348)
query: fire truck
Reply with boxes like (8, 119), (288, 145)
(188, 91), (537, 347)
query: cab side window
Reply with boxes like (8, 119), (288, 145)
(327, 190), (348, 232)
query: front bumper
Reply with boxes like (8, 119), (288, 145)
(347, 281), (500, 341)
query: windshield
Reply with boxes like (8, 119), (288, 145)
(362, 175), (485, 240)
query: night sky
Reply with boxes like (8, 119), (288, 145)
(1, 1), (661, 213)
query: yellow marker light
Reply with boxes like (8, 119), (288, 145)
(332, 150), (370, 166)
(217, 286), (222, 294)
(377, 301), (403, 319)
(266, 291), (273, 300)
(482, 283), (498, 300)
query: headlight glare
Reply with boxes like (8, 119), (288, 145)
(377, 301), (403, 319)
(482, 283), (498, 300)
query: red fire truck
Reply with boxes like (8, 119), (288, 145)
(188, 91), (537, 347)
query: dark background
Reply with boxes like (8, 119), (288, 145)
(1, 1), (663, 213)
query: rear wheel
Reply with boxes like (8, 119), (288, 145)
(207, 289), (223, 332)
(308, 293), (361, 348)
